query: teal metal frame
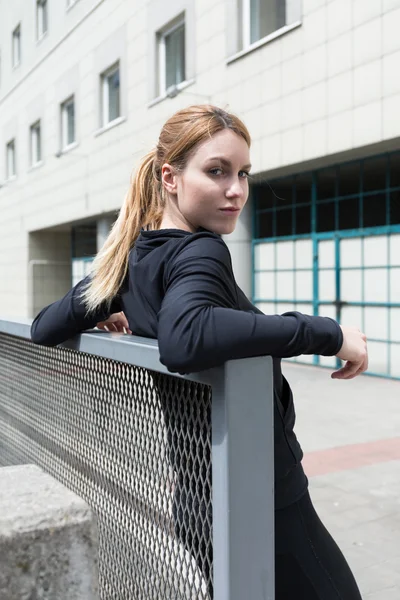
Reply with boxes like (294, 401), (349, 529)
(252, 151), (400, 380)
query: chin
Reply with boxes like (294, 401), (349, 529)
(216, 223), (237, 235)
(200, 219), (237, 236)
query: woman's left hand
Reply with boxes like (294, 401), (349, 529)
(97, 311), (132, 334)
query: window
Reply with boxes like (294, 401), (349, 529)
(101, 63), (120, 125)
(241, 0), (301, 48)
(158, 18), (186, 96)
(36, 0), (48, 40)
(6, 140), (16, 179)
(30, 121), (42, 166)
(254, 151), (400, 239)
(12, 24), (21, 67)
(61, 97), (75, 148)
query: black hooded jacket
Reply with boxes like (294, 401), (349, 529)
(31, 228), (343, 509)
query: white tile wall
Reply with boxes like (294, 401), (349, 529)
(383, 93), (400, 138)
(260, 65), (282, 103)
(327, 0), (353, 39)
(383, 0), (400, 11)
(281, 127), (303, 164)
(303, 119), (327, 160)
(353, 18), (382, 66)
(383, 50), (400, 96)
(282, 91), (303, 129)
(282, 55), (303, 95)
(303, 7), (328, 49)
(352, 100), (382, 146)
(303, 0), (326, 16)
(260, 100), (282, 137)
(327, 32), (353, 77)
(261, 133), (282, 169)
(382, 7), (400, 54)
(327, 71), (353, 114)
(327, 110), (353, 153)
(353, 59), (382, 106)
(353, 0), (382, 27)
(302, 81), (327, 122)
(303, 45), (328, 86)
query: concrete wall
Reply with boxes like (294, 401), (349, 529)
(0, 464), (98, 600)
(0, 0), (400, 315)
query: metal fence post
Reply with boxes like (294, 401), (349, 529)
(212, 356), (274, 600)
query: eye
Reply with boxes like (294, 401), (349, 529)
(209, 168), (223, 176)
(239, 170), (250, 179)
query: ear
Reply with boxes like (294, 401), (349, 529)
(161, 163), (178, 195)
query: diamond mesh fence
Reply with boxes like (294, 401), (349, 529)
(0, 333), (213, 599)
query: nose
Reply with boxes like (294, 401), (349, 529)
(225, 178), (243, 199)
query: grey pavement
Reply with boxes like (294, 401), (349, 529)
(283, 362), (400, 600)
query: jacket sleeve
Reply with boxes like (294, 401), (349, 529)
(30, 275), (121, 347)
(157, 237), (343, 374)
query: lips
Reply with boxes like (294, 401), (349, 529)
(220, 207), (240, 212)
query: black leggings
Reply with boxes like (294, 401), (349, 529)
(275, 490), (362, 600)
(176, 488), (362, 599)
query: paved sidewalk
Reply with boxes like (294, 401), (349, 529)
(284, 363), (400, 600)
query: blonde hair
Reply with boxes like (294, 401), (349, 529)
(82, 104), (251, 313)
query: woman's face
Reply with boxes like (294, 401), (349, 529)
(161, 129), (251, 235)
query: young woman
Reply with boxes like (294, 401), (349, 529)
(31, 105), (367, 599)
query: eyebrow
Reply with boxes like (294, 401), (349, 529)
(206, 156), (252, 170)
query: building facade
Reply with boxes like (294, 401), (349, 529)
(0, 0), (399, 378)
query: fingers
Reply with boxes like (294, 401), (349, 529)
(96, 321), (131, 334)
(331, 360), (359, 380)
(331, 354), (369, 380)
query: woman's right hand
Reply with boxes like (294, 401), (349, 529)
(97, 311), (132, 334)
(332, 326), (368, 380)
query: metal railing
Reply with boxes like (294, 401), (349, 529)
(0, 318), (274, 600)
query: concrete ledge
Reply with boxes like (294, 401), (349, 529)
(0, 464), (99, 600)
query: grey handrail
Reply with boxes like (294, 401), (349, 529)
(0, 317), (275, 600)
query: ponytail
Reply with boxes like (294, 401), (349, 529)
(82, 149), (162, 313)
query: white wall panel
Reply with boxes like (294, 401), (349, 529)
(341, 306), (363, 329)
(319, 270), (336, 301)
(318, 304), (336, 319)
(368, 341), (389, 374)
(318, 240), (335, 268)
(277, 272), (294, 300)
(390, 344), (400, 378)
(254, 243), (275, 270)
(296, 303), (314, 316)
(364, 307), (389, 340)
(390, 235), (400, 265)
(255, 272), (275, 299)
(341, 238), (362, 267)
(276, 241), (294, 269)
(364, 236), (388, 267)
(256, 302), (276, 315)
(295, 270), (313, 300)
(295, 239), (313, 269)
(341, 270), (362, 302)
(390, 267), (400, 301)
(391, 308), (400, 342)
(365, 268), (388, 303)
